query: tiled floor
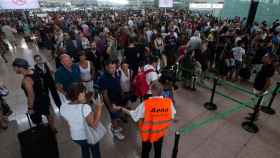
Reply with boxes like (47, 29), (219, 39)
(1, 37), (280, 158)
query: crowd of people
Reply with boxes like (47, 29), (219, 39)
(1, 8), (280, 158)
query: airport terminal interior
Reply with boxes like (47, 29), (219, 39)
(1, 0), (280, 158)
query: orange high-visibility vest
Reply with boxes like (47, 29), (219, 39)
(139, 97), (172, 143)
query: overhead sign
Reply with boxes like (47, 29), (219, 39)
(0, 0), (40, 9)
(159, 0), (173, 8)
(189, 3), (224, 10)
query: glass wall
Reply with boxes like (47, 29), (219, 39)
(219, 0), (280, 25)
(255, 0), (280, 25)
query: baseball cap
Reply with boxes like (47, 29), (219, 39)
(12, 58), (30, 69)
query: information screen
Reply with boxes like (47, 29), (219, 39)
(0, 0), (40, 9)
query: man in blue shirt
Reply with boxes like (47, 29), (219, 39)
(99, 59), (125, 140)
(55, 54), (80, 95)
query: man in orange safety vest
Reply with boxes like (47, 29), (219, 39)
(115, 81), (176, 158)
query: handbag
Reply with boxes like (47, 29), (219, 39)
(81, 105), (107, 145)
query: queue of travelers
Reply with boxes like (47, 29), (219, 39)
(0, 8), (279, 158)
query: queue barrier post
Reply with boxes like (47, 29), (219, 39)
(172, 132), (181, 158)
(204, 77), (218, 111)
(260, 82), (280, 115)
(242, 95), (264, 133)
(191, 72), (197, 91)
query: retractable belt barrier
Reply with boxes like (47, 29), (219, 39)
(171, 67), (280, 158)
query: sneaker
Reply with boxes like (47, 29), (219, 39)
(112, 127), (123, 133)
(109, 123), (123, 133)
(113, 131), (125, 140)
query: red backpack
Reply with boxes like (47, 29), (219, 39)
(132, 69), (154, 97)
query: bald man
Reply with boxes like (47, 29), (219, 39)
(55, 54), (81, 95)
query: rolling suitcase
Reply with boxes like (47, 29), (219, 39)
(17, 113), (59, 158)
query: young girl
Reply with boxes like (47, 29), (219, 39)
(159, 75), (176, 107)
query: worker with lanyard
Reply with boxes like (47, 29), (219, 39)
(114, 81), (176, 158)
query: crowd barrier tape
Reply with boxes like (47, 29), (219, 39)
(171, 68), (280, 157)
(218, 79), (256, 96)
(178, 100), (254, 135)
(171, 100), (253, 158)
(179, 67), (277, 97)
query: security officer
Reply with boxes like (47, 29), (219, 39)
(115, 81), (176, 158)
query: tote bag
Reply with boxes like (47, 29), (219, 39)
(81, 105), (107, 145)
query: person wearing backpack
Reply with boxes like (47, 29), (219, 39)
(133, 56), (159, 100)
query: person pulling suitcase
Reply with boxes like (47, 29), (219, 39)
(12, 58), (57, 132)
(12, 58), (60, 158)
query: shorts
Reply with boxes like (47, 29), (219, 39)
(108, 110), (120, 121)
(107, 101), (121, 121)
(235, 60), (242, 71)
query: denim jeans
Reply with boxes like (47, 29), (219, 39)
(73, 140), (101, 158)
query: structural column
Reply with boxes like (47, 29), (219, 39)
(246, 0), (259, 30)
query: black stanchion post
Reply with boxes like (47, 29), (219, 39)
(191, 73), (197, 91)
(260, 82), (280, 115)
(172, 132), (181, 158)
(204, 77), (218, 110)
(242, 95), (263, 133)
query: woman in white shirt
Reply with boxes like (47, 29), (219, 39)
(78, 52), (95, 92)
(119, 60), (133, 107)
(154, 33), (167, 67)
(60, 83), (102, 158)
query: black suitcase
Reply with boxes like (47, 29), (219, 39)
(17, 113), (59, 158)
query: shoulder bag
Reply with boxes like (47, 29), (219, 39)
(81, 105), (107, 145)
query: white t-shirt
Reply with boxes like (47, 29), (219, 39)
(120, 69), (132, 93)
(128, 20), (134, 28)
(232, 47), (245, 62)
(188, 36), (202, 50)
(60, 102), (92, 140)
(144, 65), (158, 94)
(144, 65), (158, 85)
(146, 30), (153, 43)
(129, 96), (176, 122)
